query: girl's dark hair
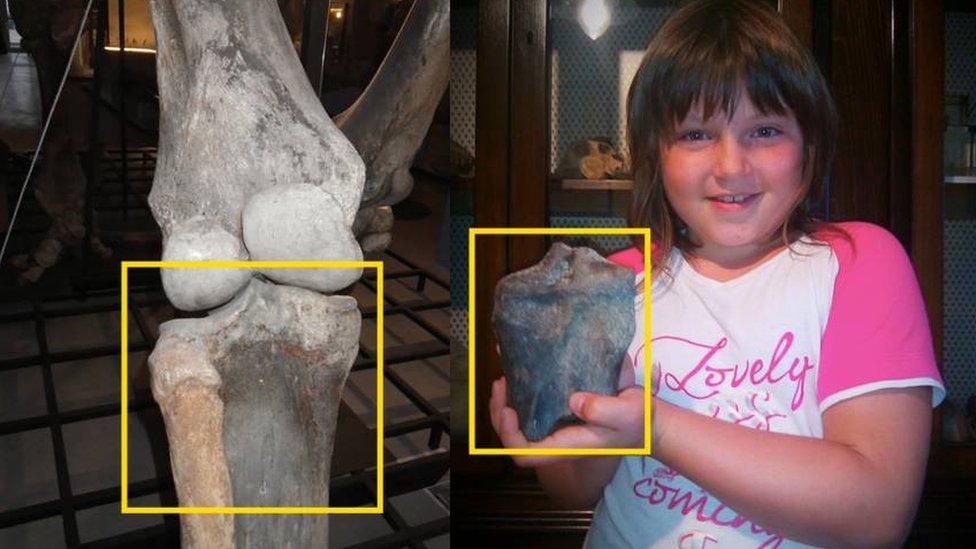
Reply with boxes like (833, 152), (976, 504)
(626, 0), (846, 273)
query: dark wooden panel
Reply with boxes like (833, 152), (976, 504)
(453, 471), (592, 546)
(910, 0), (943, 372)
(944, 185), (976, 220)
(473, 0), (511, 461)
(828, 0), (892, 224)
(889, 0), (912, 247)
(779, 0), (814, 48)
(907, 474), (976, 545)
(474, 3), (511, 229)
(945, 0), (976, 12)
(509, 0), (549, 271)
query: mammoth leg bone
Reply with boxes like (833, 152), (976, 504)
(147, 1), (368, 547)
(148, 0), (365, 311)
(149, 279), (361, 548)
(336, 0), (449, 253)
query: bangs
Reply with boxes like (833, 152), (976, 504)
(629, 0), (819, 146)
(652, 60), (792, 140)
(647, 42), (795, 141)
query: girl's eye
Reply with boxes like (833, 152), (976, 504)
(680, 130), (708, 142)
(752, 126), (781, 139)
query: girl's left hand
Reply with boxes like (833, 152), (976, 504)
(490, 376), (647, 467)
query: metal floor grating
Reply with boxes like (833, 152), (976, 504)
(0, 148), (451, 548)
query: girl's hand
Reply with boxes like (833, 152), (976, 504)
(489, 376), (646, 468)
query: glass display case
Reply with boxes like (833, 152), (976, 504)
(450, 0), (476, 449)
(941, 6), (976, 444)
(546, 1), (676, 254)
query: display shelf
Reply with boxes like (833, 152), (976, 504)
(553, 178), (634, 191)
(946, 168), (976, 184)
(547, 179), (631, 217)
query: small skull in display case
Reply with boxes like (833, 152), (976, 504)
(555, 137), (630, 180)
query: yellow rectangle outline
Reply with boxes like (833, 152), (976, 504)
(468, 227), (652, 455)
(120, 260), (385, 514)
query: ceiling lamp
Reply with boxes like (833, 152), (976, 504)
(578, 0), (611, 41)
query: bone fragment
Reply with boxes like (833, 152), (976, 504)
(336, 0), (448, 207)
(148, 0), (365, 302)
(149, 279), (361, 548)
(492, 243), (635, 440)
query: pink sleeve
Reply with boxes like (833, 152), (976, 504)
(607, 242), (659, 274)
(816, 222), (945, 412)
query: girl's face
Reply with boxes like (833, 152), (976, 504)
(660, 93), (807, 263)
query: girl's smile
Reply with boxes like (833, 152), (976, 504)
(705, 192), (761, 211)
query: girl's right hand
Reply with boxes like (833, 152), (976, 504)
(489, 376), (571, 467)
(489, 375), (646, 468)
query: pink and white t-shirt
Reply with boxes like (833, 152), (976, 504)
(585, 222), (945, 549)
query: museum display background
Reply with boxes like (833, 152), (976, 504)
(452, 0), (976, 547)
(0, 1), (450, 547)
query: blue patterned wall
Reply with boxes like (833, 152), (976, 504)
(943, 11), (976, 408)
(451, 5), (476, 158)
(549, 215), (631, 255)
(450, 215), (472, 344)
(946, 12), (976, 126)
(451, 5), (476, 345)
(944, 220), (976, 407)
(549, 3), (673, 167)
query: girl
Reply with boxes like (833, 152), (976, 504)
(489, 1), (945, 547)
